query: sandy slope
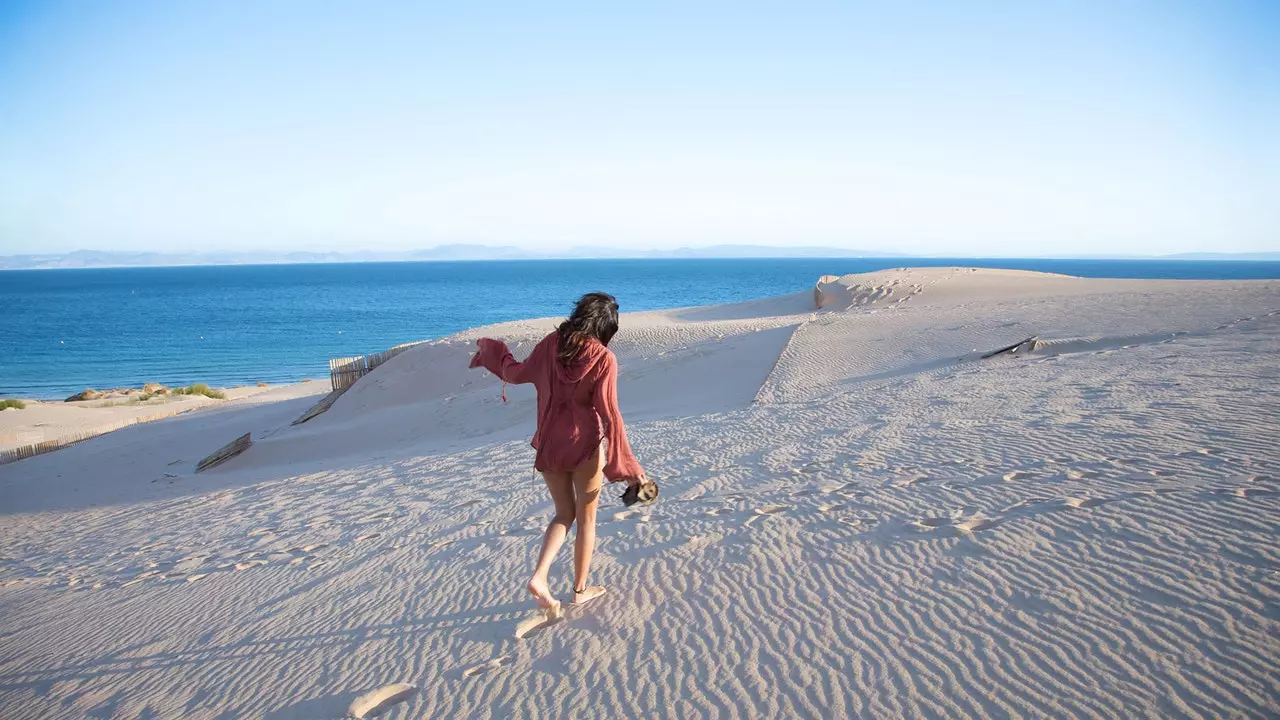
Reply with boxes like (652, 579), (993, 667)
(0, 268), (1277, 719)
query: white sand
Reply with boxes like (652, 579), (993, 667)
(1, 267), (1277, 719)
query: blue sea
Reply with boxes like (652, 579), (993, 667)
(3, 258), (1279, 399)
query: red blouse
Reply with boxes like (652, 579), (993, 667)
(470, 332), (643, 482)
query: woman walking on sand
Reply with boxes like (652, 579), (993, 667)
(469, 292), (650, 618)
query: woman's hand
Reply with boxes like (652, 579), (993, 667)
(620, 472), (658, 506)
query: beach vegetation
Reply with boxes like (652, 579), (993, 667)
(0, 398), (26, 410)
(172, 383), (226, 399)
(100, 393), (164, 407)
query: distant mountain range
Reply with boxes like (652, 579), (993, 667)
(0, 246), (1276, 269)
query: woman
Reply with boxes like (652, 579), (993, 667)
(469, 292), (646, 618)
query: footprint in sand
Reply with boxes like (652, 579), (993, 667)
(170, 555), (208, 575)
(613, 509), (641, 521)
(1003, 471), (1033, 482)
(355, 533), (382, 542)
(347, 683), (418, 719)
(703, 507), (733, 516)
(914, 517), (954, 529)
(463, 656), (512, 678)
(1065, 497), (1112, 509)
(1148, 469), (1175, 477)
(514, 612), (564, 639)
(1066, 469), (1100, 480)
(838, 515), (876, 527)
(235, 559), (267, 571)
(753, 505), (790, 516)
(1003, 497), (1054, 513)
(122, 570), (162, 587)
(356, 512), (394, 523)
(955, 516), (999, 533)
(247, 528), (275, 537)
(1212, 487), (1276, 499)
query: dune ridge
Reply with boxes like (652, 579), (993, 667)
(0, 268), (1277, 719)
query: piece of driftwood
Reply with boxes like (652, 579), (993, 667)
(292, 387), (349, 426)
(196, 432), (251, 473)
(981, 336), (1039, 359)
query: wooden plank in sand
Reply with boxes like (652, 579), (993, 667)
(981, 336), (1039, 359)
(292, 387), (349, 425)
(196, 432), (252, 473)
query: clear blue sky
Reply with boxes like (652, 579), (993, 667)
(0, 1), (1276, 256)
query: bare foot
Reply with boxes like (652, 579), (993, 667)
(528, 577), (563, 620)
(572, 586), (607, 605)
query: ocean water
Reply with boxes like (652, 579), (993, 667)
(3, 258), (1279, 399)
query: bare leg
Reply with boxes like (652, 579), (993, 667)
(571, 446), (607, 604)
(528, 471), (574, 617)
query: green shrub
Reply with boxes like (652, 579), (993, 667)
(0, 398), (26, 410)
(173, 383), (226, 399)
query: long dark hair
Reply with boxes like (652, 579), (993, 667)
(557, 292), (619, 366)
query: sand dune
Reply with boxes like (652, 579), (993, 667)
(1, 268), (1277, 719)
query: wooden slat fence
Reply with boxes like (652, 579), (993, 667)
(328, 340), (427, 391)
(328, 356), (367, 392)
